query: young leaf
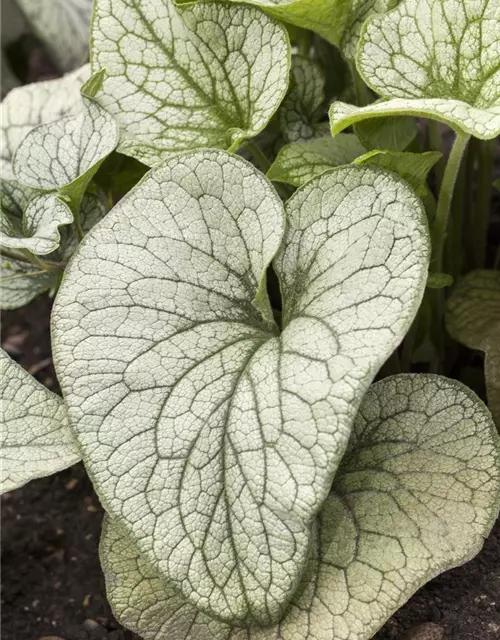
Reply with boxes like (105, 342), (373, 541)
(13, 81), (119, 209)
(0, 257), (59, 310)
(279, 56), (327, 143)
(354, 150), (442, 197)
(16, 0), (92, 72)
(90, 0), (290, 165)
(330, 0), (500, 139)
(52, 150), (429, 625)
(267, 134), (366, 186)
(0, 64), (90, 178)
(340, 0), (400, 60)
(0, 349), (80, 493)
(1, 193), (73, 255)
(447, 270), (500, 427)
(100, 373), (500, 640)
(353, 116), (417, 152)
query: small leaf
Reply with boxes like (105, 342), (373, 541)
(354, 150), (442, 196)
(13, 78), (119, 208)
(354, 116), (418, 151)
(0, 257), (58, 310)
(90, 0), (290, 165)
(1, 193), (73, 255)
(0, 349), (80, 493)
(267, 134), (366, 186)
(427, 272), (453, 289)
(279, 56), (327, 143)
(447, 270), (500, 427)
(17, 0), (92, 72)
(100, 373), (500, 640)
(0, 64), (90, 178)
(53, 151), (429, 625)
(340, 0), (400, 60)
(330, 0), (500, 139)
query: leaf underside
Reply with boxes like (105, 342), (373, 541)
(100, 373), (500, 640)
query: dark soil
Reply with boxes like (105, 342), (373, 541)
(1, 296), (500, 640)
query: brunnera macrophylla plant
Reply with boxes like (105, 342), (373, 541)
(1, 0), (500, 639)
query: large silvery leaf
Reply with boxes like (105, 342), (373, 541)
(279, 56), (327, 143)
(52, 150), (429, 625)
(0, 349), (80, 493)
(17, 0), (92, 72)
(267, 134), (366, 186)
(0, 64), (90, 178)
(330, 0), (500, 139)
(13, 80), (119, 207)
(447, 270), (500, 428)
(90, 0), (290, 166)
(100, 373), (500, 640)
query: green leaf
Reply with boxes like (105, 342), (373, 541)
(354, 150), (442, 197)
(267, 134), (366, 186)
(17, 0), (92, 72)
(494, 178), (500, 192)
(90, 0), (290, 166)
(279, 56), (327, 143)
(0, 256), (59, 310)
(12, 78), (119, 209)
(0, 64), (90, 178)
(100, 373), (500, 640)
(447, 270), (500, 428)
(224, 0), (351, 46)
(353, 116), (418, 151)
(52, 150), (429, 625)
(0, 348), (80, 493)
(330, 0), (500, 139)
(427, 272), (453, 289)
(340, 0), (400, 60)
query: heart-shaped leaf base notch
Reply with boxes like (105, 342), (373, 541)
(330, 0), (500, 139)
(100, 374), (500, 640)
(52, 150), (429, 625)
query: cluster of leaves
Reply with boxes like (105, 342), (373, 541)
(1, 0), (500, 639)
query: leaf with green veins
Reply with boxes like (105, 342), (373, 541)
(0, 64), (90, 178)
(354, 115), (418, 151)
(279, 56), (327, 143)
(0, 257), (59, 310)
(100, 373), (500, 640)
(58, 193), (109, 260)
(17, 0), (93, 72)
(354, 150), (442, 197)
(267, 134), (367, 186)
(330, 0), (500, 139)
(12, 80), (119, 210)
(90, 0), (290, 166)
(340, 0), (400, 60)
(52, 149), (429, 625)
(0, 193), (73, 255)
(0, 349), (81, 493)
(447, 270), (500, 428)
